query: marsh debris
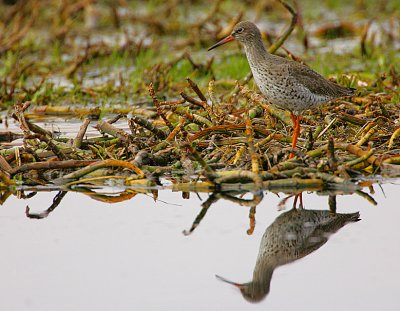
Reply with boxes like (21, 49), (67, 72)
(1, 0), (399, 192)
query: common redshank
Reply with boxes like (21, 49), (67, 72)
(216, 208), (360, 302)
(208, 21), (355, 157)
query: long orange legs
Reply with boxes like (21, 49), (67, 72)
(293, 193), (304, 209)
(289, 113), (301, 159)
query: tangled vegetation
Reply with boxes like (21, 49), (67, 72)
(1, 0), (399, 195)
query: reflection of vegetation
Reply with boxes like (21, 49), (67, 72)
(182, 183), (376, 235)
(217, 196), (360, 303)
(13, 186), (151, 219)
(1, 182), (376, 228)
(183, 190), (263, 236)
(25, 191), (67, 219)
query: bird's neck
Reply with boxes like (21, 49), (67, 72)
(243, 39), (271, 66)
(245, 263), (274, 300)
(252, 259), (275, 286)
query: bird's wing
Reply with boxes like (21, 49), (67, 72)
(286, 62), (354, 98)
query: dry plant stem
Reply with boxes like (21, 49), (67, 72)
(306, 145), (327, 158)
(159, 99), (186, 106)
(29, 106), (154, 118)
(14, 148), (21, 168)
(344, 144), (381, 167)
(208, 80), (219, 106)
(23, 119), (53, 137)
(341, 148), (375, 168)
(293, 0), (308, 50)
(327, 137), (337, 171)
(312, 172), (347, 185)
(166, 117), (186, 142)
(268, 0), (298, 54)
(65, 43), (90, 78)
(388, 127), (400, 149)
(189, 124), (270, 142)
(34, 147), (86, 159)
(0, 3), (38, 55)
(152, 118), (186, 152)
(383, 156), (400, 165)
(244, 115), (263, 188)
(14, 102), (31, 137)
(149, 83), (174, 132)
(360, 19), (374, 57)
(356, 125), (377, 146)
(338, 112), (367, 126)
(232, 146), (246, 165)
(254, 133), (281, 148)
(62, 159), (144, 181)
(186, 78), (207, 102)
(245, 116), (259, 173)
(96, 120), (131, 143)
(0, 170), (15, 186)
(186, 145), (218, 182)
(305, 128), (314, 150)
(317, 117), (337, 139)
(358, 120), (377, 136)
(189, 113), (213, 127)
(273, 167), (317, 179)
(152, 142), (169, 154)
(107, 114), (124, 125)
(180, 92), (214, 122)
(191, 0), (222, 29)
(74, 118), (91, 149)
(269, 159), (303, 173)
(27, 134), (67, 161)
(214, 170), (263, 185)
(10, 160), (96, 177)
(130, 115), (167, 139)
(0, 155), (12, 173)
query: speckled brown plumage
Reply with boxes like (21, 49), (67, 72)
(236, 21), (355, 115)
(217, 208), (360, 303)
(209, 21), (355, 114)
(208, 21), (355, 155)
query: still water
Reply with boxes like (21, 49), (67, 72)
(0, 182), (399, 311)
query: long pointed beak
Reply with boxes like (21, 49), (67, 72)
(207, 35), (235, 51)
(215, 275), (242, 288)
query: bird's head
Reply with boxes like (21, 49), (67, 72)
(208, 21), (262, 51)
(216, 274), (270, 303)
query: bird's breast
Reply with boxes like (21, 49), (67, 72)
(251, 66), (331, 113)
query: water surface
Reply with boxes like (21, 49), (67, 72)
(1, 183), (399, 311)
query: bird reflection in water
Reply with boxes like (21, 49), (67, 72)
(217, 199), (360, 303)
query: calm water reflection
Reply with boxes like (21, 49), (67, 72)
(217, 206), (360, 302)
(0, 184), (399, 311)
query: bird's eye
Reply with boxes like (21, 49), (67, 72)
(236, 27), (244, 34)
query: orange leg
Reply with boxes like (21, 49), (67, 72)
(293, 193), (304, 209)
(289, 113), (301, 159)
